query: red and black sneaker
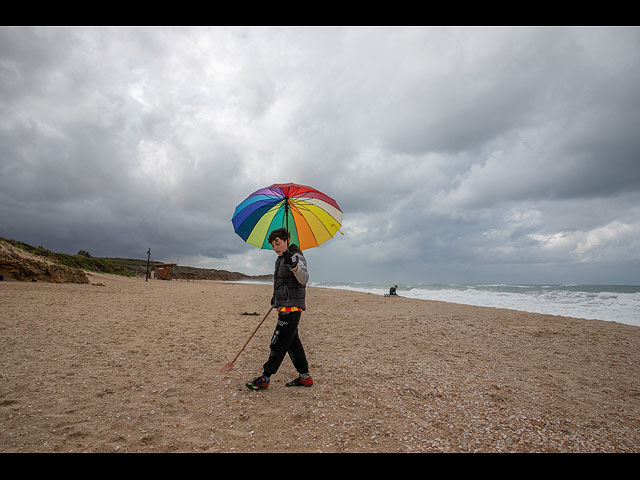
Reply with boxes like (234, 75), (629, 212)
(246, 375), (270, 391)
(285, 375), (313, 387)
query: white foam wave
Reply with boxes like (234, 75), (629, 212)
(310, 282), (640, 327)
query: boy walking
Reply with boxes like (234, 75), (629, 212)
(246, 228), (313, 391)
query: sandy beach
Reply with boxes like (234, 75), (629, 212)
(1, 272), (639, 453)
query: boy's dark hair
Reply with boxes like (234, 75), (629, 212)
(268, 228), (290, 245)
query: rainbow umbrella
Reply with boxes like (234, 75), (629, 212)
(231, 183), (343, 251)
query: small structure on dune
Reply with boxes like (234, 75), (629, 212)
(156, 263), (177, 280)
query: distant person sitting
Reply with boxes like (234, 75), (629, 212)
(389, 285), (398, 295)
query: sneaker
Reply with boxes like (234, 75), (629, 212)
(285, 375), (313, 387)
(246, 375), (270, 391)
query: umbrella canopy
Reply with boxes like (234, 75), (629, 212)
(232, 183), (343, 250)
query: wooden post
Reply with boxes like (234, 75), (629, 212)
(145, 248), (151, 282)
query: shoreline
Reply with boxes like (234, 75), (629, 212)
(310, 282), (640, 328)
(2, 272), (639, 452)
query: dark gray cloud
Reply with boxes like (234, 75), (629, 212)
(1, 26), (639, 284)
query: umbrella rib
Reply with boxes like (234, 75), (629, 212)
(263, 201), (286, 248)
(266, 186), (285, 201)
(288, 202), (334, 246)
(290, 200), (342, 225)
(291, 204), (324, 246)
(288, 188), (342, 211)
(289, 202), (319, 247)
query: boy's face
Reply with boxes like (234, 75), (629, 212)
(270, 236), (289, 256)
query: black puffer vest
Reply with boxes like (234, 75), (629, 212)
(272, 244), (306, 310)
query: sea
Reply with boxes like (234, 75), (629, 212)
(305, 282), (640, 328)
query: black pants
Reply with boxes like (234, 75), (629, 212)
(263, 310), (309, 378)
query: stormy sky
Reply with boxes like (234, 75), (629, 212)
(1, 26), (639, 285)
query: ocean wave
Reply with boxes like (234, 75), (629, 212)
(310, 282), (640, 327)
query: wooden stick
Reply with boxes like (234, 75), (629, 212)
(221, 306), (274, 372)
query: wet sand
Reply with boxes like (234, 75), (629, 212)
(1, 273), (639, 452)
